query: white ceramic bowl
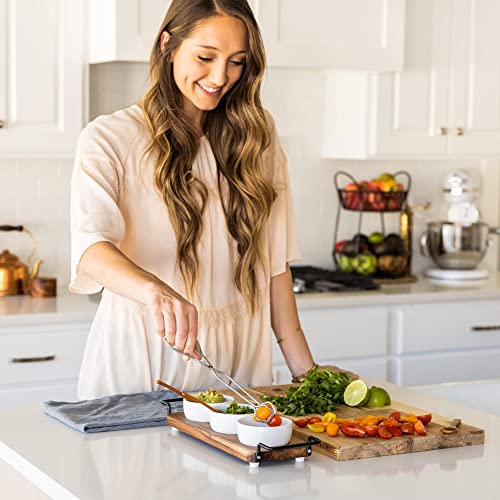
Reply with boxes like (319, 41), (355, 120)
(208, 402), (255, 434)
(236, 415), (292, 447)
(183, 394), (234, 422)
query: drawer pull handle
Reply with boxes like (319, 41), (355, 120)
(10, 355), (56, 363)
(471, 325), (500, 332)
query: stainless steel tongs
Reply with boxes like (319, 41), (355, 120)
(164, 338), (277, 424)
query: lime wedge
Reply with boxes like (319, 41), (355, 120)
(366, 386), (391, 407)
(343, 380), (369, 407)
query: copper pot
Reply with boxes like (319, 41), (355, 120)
(0, 225), (43, 296)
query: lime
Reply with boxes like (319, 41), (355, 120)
(343, 380), (369, 407)
(366, 386), (391, 407)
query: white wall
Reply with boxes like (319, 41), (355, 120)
(1, 62), (498, 287)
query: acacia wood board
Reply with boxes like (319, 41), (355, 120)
(248, 384), (485, 461)
(167, 412), (317, 463)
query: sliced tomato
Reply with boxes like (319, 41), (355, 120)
(400, 423), (414, 434)
(336, 418), (354, 424)
(414, 420), (427, 436)
(340, 423), (366, 438)
(322, 412), (337, 424)
(294, 417), (311, 428)
(381, 418), (399, 428)
(389, 412), (401, 421)
(387, 426), (402, 437)
(378, 426), (393, 439)
(417, 414), (432, 425)
(308, 423), (326, 433)
(363, 425), (379, 437)
(308, 416), (322, 425)
(268, 414), (282, 427)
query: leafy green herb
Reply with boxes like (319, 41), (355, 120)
(224, 401), (254, 414)
(262, 367), (352, 416)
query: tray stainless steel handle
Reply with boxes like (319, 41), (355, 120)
(10, 355), (56, 363)
(470, 325), (500, 332)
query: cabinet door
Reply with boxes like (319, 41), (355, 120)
(448, 0), (500, 156)
(372, 0), (451, 157)
(255, 0), (405, 70)
(89, 0), (171, 63)
(0, 0), (84, 156)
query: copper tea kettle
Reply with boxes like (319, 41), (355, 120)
(0, 225), (43, 296)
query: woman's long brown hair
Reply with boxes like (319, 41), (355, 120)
(141, 0), (276, 313)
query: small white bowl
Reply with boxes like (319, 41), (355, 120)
(183, 394), (234, 422)
(209, 402), (255, 434)
(237, 415), (292, 447)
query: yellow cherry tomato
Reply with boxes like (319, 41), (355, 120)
(326, 423), (339, 437)
(322, 412), (337, 424)
(308, 423), (326, 433)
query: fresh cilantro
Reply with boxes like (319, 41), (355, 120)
(262, 367), (352, 416)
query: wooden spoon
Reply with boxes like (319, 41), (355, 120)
(441, 418), (461, 434)
(156, 379), (220, 413)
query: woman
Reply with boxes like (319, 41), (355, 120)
(71, 0), (348, 400)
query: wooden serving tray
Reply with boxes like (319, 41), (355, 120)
(167, 413), (319, 464)
(249, 384), (485, 461)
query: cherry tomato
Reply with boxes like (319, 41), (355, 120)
(400, 413), (418, 424)
(387, 426), (402, 437)
(268, 414), (282, 427)
(360, 416), (378, 427)
(354, 416), (365, 425)
(340, 423), (366, 438)
(308, 423), (325, 433)
(378, 426), (393, 439)
(255, 404), (272, 421)
(389, 412), (401, 421)
(400, 423), (415, 434)
(308, 417), (322, 425)
(322, 412), (337, 424)
(326, 423), (339, 437)
(381, 418), (399, 428)
(294, 417), (311, 428)
(417, 414), (432, 425)
(414, 420), (427, 436)
(363, 425), (379, 437)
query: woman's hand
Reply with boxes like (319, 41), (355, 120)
(145, 282), (199, 358)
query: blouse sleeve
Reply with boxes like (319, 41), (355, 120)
(69, 128), (126, 294)
(265, 111), (302, 277)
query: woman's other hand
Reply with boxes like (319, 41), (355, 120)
(145, 283), (199, 358)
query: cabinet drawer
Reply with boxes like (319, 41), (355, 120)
(396, 300), (500, 354)
(0, 330), (88, 385)
(396, 348), (500, 386)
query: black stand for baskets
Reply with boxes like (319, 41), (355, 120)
(332, 170), (413, 280)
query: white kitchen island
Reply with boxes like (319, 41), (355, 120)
(0, 379), (498, 500)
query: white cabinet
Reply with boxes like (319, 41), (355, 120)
(255, 0), (405, 70)
(0, 320), (91, 407)
(89, 0), (405, 70)
(392, 299), (500, 385)
(0, 0), (84, 156)
(323, 0), (500, 159)
(272, 305), (391, 383)
(89, 0), (170, 63)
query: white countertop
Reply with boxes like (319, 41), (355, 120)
(1, 379), (499, 500)
(295, 271), (500, 309)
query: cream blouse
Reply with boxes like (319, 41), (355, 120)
(70, 104), (300, 400)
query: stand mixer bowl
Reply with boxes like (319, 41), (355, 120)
(420, 221), (499, 270)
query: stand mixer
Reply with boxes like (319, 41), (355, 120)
(421, 169), (496, 283)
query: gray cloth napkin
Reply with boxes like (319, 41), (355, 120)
(43, 390), (183, 433)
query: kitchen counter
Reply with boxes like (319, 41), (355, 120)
(3, 272), (500, 324)
(0, 288), (99, 325)
(0, 379), (498, 500)
(295, 271), (500, 309)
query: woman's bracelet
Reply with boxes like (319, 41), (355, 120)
(291, 363), (318, 383)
